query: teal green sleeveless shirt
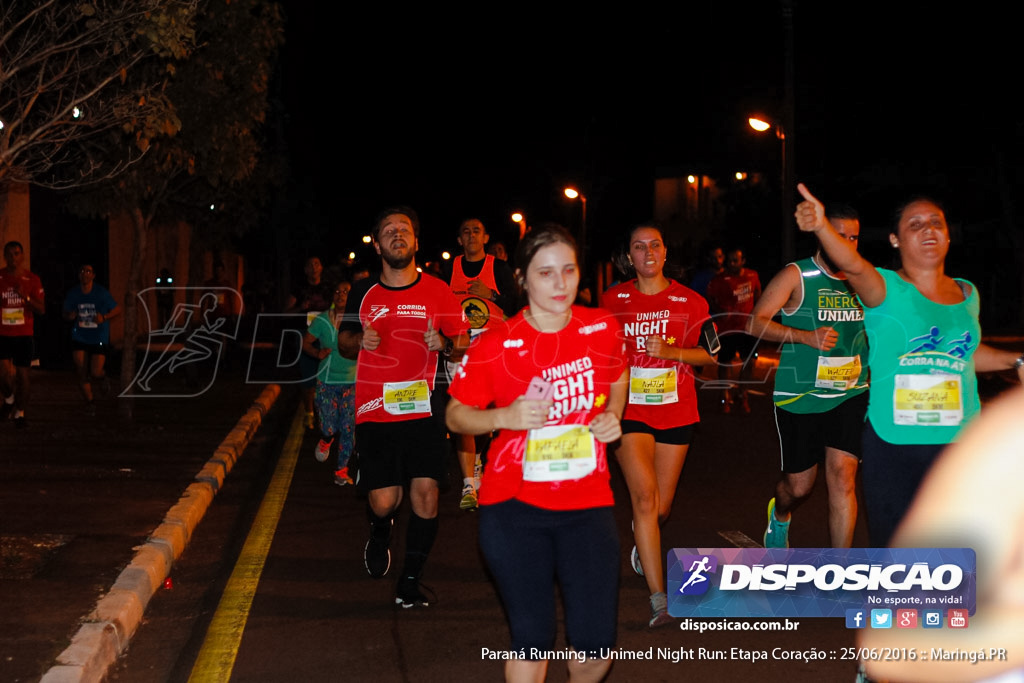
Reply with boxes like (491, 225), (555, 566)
(774, 257), (869, 414)
(864, 269), (981, 445)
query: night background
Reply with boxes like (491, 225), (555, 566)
(33, 2), (1024, 331)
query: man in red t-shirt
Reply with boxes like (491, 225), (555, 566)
(707, 247), (762, 413)
(338, 207), (469, 608)
(0, 241), (46, 428)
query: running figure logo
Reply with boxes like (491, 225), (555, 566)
(125, 287), (242, 398)
(678, 554), (718, 595)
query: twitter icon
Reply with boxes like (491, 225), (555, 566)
(870, 609), (892, 629)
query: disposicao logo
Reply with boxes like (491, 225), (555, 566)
(667, 548), (976, 619)
(677, 555), (718, 596)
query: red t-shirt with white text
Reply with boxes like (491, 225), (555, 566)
(602, 279), (709, 429)
(448, 306), (626, 511)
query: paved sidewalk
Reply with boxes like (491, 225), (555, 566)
(0, 365), (290, 683)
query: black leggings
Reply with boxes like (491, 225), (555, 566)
(860, 420), (945, 547)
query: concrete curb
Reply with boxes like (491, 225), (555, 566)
(39, 384), (281, 683)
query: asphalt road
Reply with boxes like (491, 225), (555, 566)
(106, 362), (870, 683)
(6, 347), (1020, 682)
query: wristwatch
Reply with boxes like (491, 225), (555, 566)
(1014, 353), (1024, 370)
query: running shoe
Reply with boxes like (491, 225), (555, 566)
(763, 497), (790, 548)
(459, 483), (478, 511)
(395, 576), (433, 608)
(364, 517), (393, 578)
(630, 545), (644, 577)
(333, 467), (353, 486)
(649, 591), (672, 628)
(314, 437), (333, 463)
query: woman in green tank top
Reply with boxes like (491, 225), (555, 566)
(794, 184), (1024, 546)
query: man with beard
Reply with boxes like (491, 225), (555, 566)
(746, 204), (869, 548)
(442, 218), (517, 510)
(338, 207), (469, 607)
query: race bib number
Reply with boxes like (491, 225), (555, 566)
(893, 373), (963, 426)
(628, 367), (678, 405)
(815, 355), (861, 390)
(77, 303), (98, 328)
(524, 424), (597, 482)
(382, 380), (431, 416)
(1, 307), (25, 326)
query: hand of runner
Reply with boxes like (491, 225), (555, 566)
(588, 412), (622, 443)
(362, 323), (381, 351)
(423, 320), (443, 351)
(644, 335), (669, 359)
(501, 396), (552, 431)
(808, 326), (839, 351)
(467, 279), (492, 300)
(795, 183), (830, 234)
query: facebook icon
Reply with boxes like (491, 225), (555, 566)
(845, 609), (866, 629)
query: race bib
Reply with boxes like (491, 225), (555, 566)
(628, 366), (678, 405)
(382, 380), (431, 416)
(893, 373), (963, 427)
(78, 303), (98, 329)
(815, 355), (861, 390)
(524, 424), (597, 482)
(1, 307), (25, 326)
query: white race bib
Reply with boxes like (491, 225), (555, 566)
(382, 380), (432, 416)
(628, 366), (678, 405)
(523, 424), (597, 482)
(814, 355), (861, 390)
(893, 373), (963, 427)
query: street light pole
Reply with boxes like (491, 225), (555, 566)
(748, 117), (792, 264)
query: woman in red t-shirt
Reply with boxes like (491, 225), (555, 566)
(447, 224), (628, 683)
(602, 224), (717, 628)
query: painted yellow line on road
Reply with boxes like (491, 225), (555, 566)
(188, 405), (306, 683)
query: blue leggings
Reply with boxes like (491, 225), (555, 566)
(479, 499), (619, 657)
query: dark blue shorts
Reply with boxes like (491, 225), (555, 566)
(479, 499), (619, 657)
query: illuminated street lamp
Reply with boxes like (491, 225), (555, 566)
(749, 115), (794, 263)
(563, 187), (587, 249)
(441, 251), (451, 260)
(511, 212), (527, 239)
(362, 235), (371, 244)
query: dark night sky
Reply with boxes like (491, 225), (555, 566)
(278, 3), (1020, 277)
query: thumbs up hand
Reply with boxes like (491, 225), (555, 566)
(362, 323), (381, 351)
(424, 319), (444, 351)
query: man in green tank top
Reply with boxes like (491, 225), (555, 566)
(747, 205), (869, 548)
